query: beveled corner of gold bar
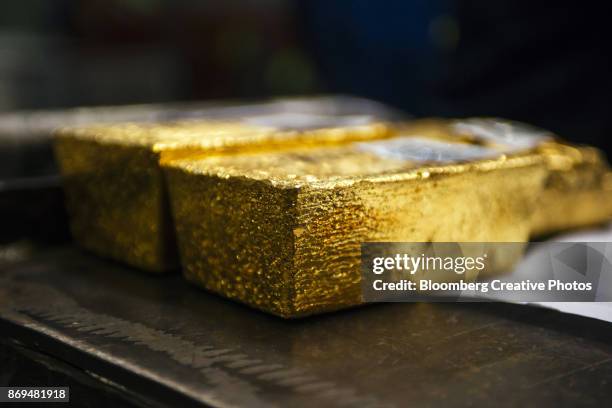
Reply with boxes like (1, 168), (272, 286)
(530, 142), (612, 235)
(54, 119), (391, 272)
(164, 138), (548, 317)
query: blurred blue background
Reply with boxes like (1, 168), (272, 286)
(1, 0), (610, 154)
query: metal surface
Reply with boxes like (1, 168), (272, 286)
(1, 246), (612, 407)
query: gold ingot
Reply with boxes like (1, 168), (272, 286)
(164, 136), (548, 317)
(54, 118), (390, 272)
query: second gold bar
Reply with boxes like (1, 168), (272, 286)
(55, 115), (390, 272)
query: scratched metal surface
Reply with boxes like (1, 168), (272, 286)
(1, 246), (612, 408)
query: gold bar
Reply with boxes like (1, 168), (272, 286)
(164, 135), (548, 317)
(55, 117), (390, 272)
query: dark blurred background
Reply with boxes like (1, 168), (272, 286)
(1, 0), (610, 154)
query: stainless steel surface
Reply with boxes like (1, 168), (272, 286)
(1, 246), (611, 407)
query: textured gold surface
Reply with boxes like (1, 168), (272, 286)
(54, 119), (390, 272)
(398, 118), (612, 236)
(164, 139), (548, 317)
